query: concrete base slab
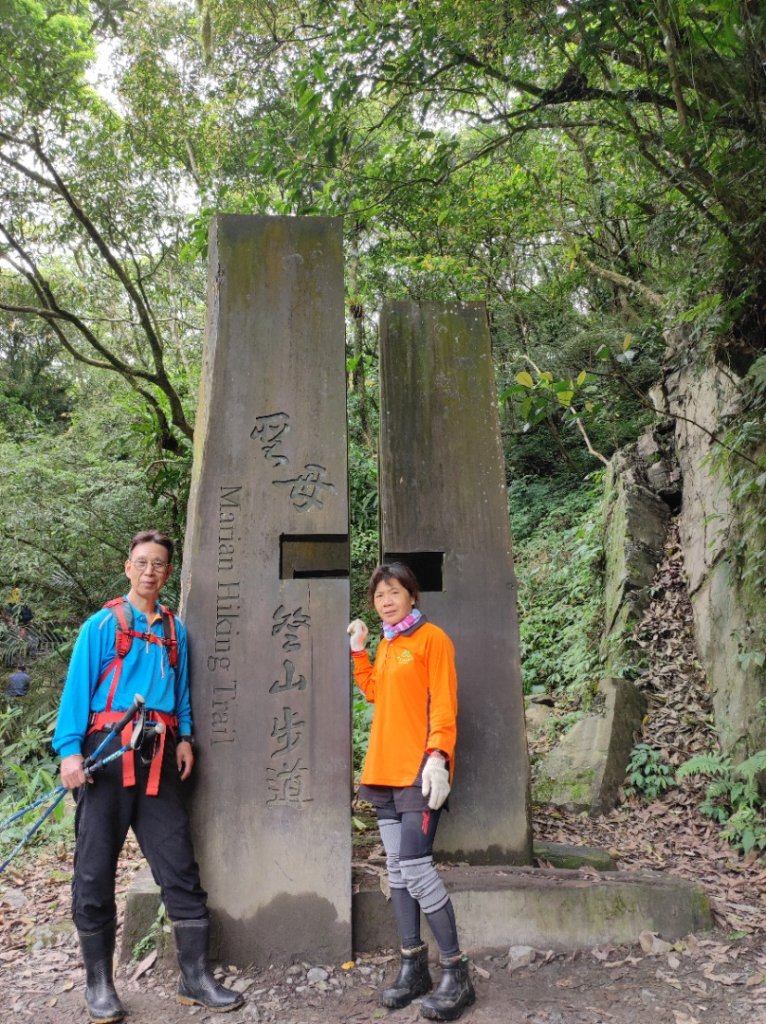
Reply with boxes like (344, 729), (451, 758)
(124, 864), (711, 963)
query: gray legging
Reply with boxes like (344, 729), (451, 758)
(377, 808), (459, 957)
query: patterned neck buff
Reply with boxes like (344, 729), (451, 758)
(382, 606), (422, 641)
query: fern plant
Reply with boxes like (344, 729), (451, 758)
(624, 743), (675, 800)
(677, 750), (766, 855)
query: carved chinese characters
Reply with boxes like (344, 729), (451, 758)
(181, 215), (350, 964)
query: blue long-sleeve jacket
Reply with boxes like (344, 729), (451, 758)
(53, 597), (191, 758)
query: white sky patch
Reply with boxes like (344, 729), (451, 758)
(85, 35), (125, 114)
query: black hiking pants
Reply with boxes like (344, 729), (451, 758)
(72, 730), (207, 932)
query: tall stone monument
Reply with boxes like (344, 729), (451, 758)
(181, 215), (351, 964)
(379, 300), (531, 864)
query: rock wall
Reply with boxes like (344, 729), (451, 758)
(602, 449), (672, 652)
(655, 362), (766, 758)
(530, 354), (766, 815)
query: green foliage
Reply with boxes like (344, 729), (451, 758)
(0, 318), (73, 438)
(0, 700), (70, 865)
(131, 903), (168, 962)
(0, 375), (183, 623)
(542, 709), (587, 743)
(352, 689), (373, 780)
(0, 0), (93, 116)
(498, 321), (661, 479)
(348, 434), (379, 615)
(624, 744), (675, 800)
(677, 750), (766, 855)
(1, 705), (57, 772)
(1, 0), (203, 457)
(511, 475), (604, 700)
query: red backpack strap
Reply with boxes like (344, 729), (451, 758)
(98, 598), (134, 711)
(105, 597), (134, 658)
(160, 605), (178, 669)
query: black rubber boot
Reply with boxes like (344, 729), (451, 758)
(174, 919), (244, 1013)
(420, 954), (476, 1021)
(77, 920), (126, 1023)
(380, 943), (433, 1009)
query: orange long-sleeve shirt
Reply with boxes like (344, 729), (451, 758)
(352, 620), (458, 787)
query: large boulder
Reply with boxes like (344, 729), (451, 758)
(532, 678), (646, 814)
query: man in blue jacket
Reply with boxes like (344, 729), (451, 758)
(6, 663), (31, 698)
(54, 529), (243, 1023)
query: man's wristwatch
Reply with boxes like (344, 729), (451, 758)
(178, 734), (194, 746)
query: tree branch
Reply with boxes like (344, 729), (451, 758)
(576, 253), (664, 308)
(28, 132), (193, 438)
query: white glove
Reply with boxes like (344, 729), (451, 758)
(347, 618), (369, 652)
(421, 754), (451, 810)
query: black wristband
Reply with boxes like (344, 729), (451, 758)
(178, 734), (194, 746)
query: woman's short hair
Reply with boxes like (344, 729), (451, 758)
(368, 562), (421, 604)
(129, 529), (174, 562)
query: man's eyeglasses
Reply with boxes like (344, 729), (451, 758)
(130, 558), (169, 572)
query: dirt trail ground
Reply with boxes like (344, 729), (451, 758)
(2, 912), (766, 1024)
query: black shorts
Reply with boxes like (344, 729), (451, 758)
(358, 783), (428, 815)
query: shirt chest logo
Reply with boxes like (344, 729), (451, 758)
(396, 649), (414, 666)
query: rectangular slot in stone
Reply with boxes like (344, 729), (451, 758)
(382, 551), (444, 591)
(281, 535), (350, 579)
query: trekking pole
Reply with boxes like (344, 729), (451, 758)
(84, 720), (164, 779)
(83, 694), (146, 770)
(0, 694), (147, 833)
(0, 785), (66, 831)
(0, 789), (69, 873)
(0, 695), (148, 874)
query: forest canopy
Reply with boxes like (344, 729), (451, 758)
(1, 0), (765, 624)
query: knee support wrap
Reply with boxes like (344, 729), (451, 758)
(400, 855), (449, 915)
(378, 817), (405, 889)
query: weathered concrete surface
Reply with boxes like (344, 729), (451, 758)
(353, 865), (711, 953)
(524, 697), (555, 737)
(635, 420), (682, 506)
(378, 300), (531, 865)
(532, 678), (646, 814)
(126, 863), (710, 959)
(180, 215), (351, 965)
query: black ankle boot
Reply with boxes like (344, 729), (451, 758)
(174, 919), (244, 1013)
(420, 954), (476, 1021)
(380, 943), (433, 1009)
(77, 920), (126, 1023)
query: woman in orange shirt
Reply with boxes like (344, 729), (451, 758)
(348, 562), (475, 1022)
